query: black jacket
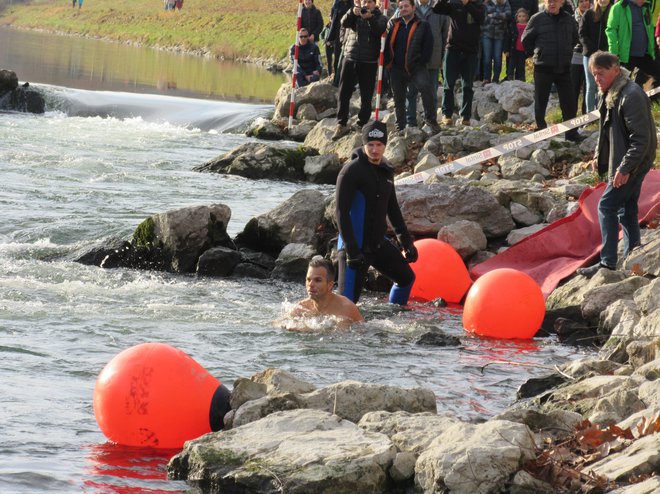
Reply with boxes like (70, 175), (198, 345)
(433, 0), (485, 53)
(341, 8), (387, 63)
(522, 9), (577, 70)
(335, 148), (411, 259)
(328, 0), (352, 43)
(301, 5), (324, 41)
(595, 69), (657, 180)
(385, 16), (434, 73)
(290, 42), (322, 75)
(579, 6), (611, 57)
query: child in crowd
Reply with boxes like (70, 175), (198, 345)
(482, 0), (511, 83)
(507, 8), (529, 81)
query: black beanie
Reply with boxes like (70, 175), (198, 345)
(362, 120), (388, 146)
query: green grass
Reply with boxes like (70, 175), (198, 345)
(0, 0), (333, 60)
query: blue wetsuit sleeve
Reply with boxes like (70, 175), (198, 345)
(336, 165), (361, 259)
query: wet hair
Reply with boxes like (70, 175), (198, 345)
(588, 51), (620, 70)
(308, 256), (335, 281)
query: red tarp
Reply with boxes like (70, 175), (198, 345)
(469, 170), (660, 298)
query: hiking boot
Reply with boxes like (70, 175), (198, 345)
(331, 124), (350, 141)
(460, 118), (471, 126)
(441, 116), (453, 126)
(576, 262), (614, 278)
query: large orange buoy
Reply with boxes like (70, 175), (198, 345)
(93, 343), (230, 449)
(410, 239), (472, 303)
(463, 268), (545, 339)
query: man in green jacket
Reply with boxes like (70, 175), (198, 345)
(606, 0), (660, 86)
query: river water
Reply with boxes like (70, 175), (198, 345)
(0, 27), (590, 494)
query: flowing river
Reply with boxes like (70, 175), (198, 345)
(0, 27), (591, 494)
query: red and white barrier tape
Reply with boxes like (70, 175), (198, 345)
(395, 85), (660, 184)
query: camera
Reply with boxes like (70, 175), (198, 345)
(360, 6), (369, 13)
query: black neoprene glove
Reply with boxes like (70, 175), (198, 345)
(403, 242), (418, 263)
(347, 252), (366, 269)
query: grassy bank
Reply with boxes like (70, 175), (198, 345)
(0, 0), (332, 61)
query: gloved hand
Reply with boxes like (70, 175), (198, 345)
(347, 252), (366, 270)
(402, 242), (418, 263)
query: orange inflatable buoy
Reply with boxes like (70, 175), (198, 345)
(463, 268), (545, 339)
(93, 342), (230, 448)
(410, 239), (472, 303)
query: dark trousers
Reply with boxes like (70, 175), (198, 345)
(325, 44), (334, 76)
(508, 50), (526, 81)
(533, 66), (578, 139)
(571, 62), (586, 115)
(390, 65), (437, 131)
(337, 239), (415, 304)
(597, 169), (648, 268)
(625, 54), (660, 90)
(337, 59), (378, 126)
(332, 40), (344, 87)
(442, 49), (478, 120)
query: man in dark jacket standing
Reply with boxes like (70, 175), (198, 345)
(406, 0), (450, 127)
(301, 0), (324, 43)
(332, 0), (387, 140)
(577, 51), (656, 277)
(328, 0), (353, 85)
(335, 121), (418, 305)
(522, 0), (581, 142)
(385, 0), (441, 134)
(433, 0), (485, 126)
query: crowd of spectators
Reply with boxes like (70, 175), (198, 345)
(289, 0), (660, 137)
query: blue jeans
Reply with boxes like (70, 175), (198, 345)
(481, 37), (504, 82)
(442, 49), (478, 120)
(405, 68), (440, 126)
(583, 56), (597, 112)
(597, 170), (648, 268)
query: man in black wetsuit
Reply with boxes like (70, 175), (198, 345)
(335, 120), (418, 305)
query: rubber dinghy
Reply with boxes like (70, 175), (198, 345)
(469, 170), (660, 298)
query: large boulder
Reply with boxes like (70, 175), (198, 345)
(0, 82), (46, 114)
(232, 380), (437, 428)
(358, 411), (461, 455)
(580, 276), (650, 322)
(436, 220), (487, 260)
(193, 142), (317, 181)
(132, 204), (233, 273)
(235, 189), (330, 254)
(622, 229), (660, 276)
(415, 420), (536, 494)
(273, 80), (338, 119)
(303, 118), (362, 161)
(168, 409), (397, 494)
(397, 183), (515, 238)
(244, 117), (285, 140)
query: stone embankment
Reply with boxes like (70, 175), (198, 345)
(65, 78), (659, 492)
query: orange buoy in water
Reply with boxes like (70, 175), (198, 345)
(410, 239), (472, 303)
(463, 268), (545, 339)
(93, 342), (230, 448)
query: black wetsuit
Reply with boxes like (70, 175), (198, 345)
(335, 147), (415, 303)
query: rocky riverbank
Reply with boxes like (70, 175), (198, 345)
(61, 78), (659, 492)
